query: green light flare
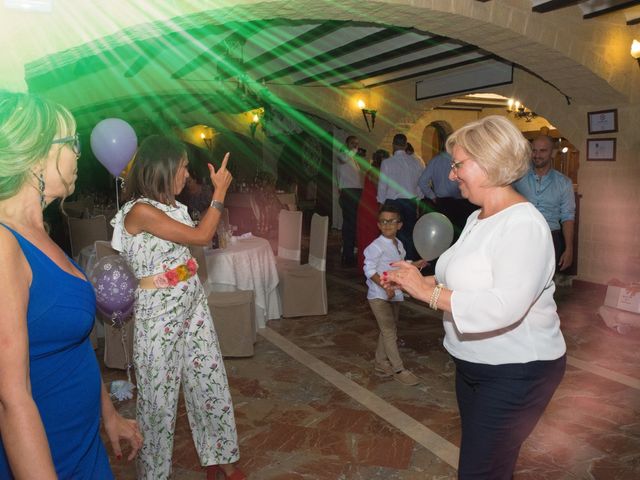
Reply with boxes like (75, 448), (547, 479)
(27, 10), (433, 198)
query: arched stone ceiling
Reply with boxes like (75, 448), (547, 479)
(11, 0), (636, 133)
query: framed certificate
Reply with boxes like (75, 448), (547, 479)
(588, 109), (618, 134)
(586, 138), (616, 161)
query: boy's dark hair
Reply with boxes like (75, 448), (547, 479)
(378, 203), (402, 221)
(124, 135), (187, 205)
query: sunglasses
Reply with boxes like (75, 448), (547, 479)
(52, 133), (81, 158)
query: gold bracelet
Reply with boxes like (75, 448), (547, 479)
(429, 283), (444, 310)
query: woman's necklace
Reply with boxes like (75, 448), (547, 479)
(458, 217), (480, 244)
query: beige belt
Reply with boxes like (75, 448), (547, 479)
(139, 276), (160, 289)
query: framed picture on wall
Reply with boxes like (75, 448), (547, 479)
(586, 138), (616, 161)
(587, 109), (618, 134)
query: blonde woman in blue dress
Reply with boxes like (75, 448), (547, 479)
(0, 91), (142, 479)
(112, 135), (244, 480)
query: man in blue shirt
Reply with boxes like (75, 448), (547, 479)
(514, 135), (575, 271)
(418, 150), (476, 239)
(377, 133), (424, 260)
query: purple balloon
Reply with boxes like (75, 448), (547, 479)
(90, 118), (137, 176)
(89, 255), (136, 328)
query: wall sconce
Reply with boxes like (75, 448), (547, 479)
(250, 111), (261, 138)
(357, 99), (377, 132)
(631, 39), (640, 67)
(506, 98), (537, 122)
(199, 128), (215, 153)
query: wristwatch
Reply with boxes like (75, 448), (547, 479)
(210, 199), (224, 213)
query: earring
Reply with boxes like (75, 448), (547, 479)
(33, 171), (46, 208)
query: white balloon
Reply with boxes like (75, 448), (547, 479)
(412, 213), (454, 261)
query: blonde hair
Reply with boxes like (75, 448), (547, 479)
(446, 115), (530, 186)
(0, 91), (76, 201)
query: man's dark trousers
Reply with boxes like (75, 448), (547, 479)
(339, 188), (362, 264)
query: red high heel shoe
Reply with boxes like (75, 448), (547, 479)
(206, 465), (223, 480)
(206, 465), (246, 480)
(225, 469), (246, 480)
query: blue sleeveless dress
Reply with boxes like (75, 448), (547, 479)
(0, 225), (113, 479)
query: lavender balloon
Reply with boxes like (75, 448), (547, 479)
(90, 118), (137, 176)
(89, 255), (136, 328)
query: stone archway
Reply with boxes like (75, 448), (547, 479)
(421, 120), (453, 163)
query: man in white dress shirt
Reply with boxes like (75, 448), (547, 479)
(337, 135), (364, 266)
(376, 133), (424, 260)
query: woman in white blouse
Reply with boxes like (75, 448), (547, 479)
(382, 115), (566, 479)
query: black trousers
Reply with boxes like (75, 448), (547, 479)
(454, 355), (566, 479)
(384, 198), (419, 261)
(550, 229), (565, 271)
(339, 188), (362, 261)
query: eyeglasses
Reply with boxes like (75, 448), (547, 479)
(450, 160), (464, 171)
(378, 219), (401, 225)
(52, 133), (81, 158)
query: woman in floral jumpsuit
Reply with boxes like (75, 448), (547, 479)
(112, 135), (244, 480)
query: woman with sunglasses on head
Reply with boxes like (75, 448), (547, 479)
(0, 91), (142, 479)
(111, 135), (244, 480)
(382, 116), (566, 479)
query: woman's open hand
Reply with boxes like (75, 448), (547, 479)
(208, 153), (233, 193)
(103, 411), (143, 461)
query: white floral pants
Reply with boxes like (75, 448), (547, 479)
(133, 277), (239, 479)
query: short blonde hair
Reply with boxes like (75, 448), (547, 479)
(446, 115), (530, 186)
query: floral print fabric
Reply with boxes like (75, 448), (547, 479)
(112, 198), (239, 479)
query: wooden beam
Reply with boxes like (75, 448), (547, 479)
(364, 55), (494, 89)
(532, 1), (582, 13)
(582, 0), (640, 19)
(258, 27), (408, 83)
(330, 45), (479, 87)
(243, 21), (345, 72)
(294, 35), (453, 85)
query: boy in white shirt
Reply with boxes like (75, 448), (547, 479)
(363, 204), (426, 386)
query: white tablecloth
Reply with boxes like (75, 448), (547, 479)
(204, 236), (281, 329)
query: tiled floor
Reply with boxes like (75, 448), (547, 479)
(101, 230), (640, 479)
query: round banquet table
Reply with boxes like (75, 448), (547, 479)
(203, 235), (281, 329)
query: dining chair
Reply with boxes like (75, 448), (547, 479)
(190, 245), (256, 357)
(276, 209), (303, 274)
(63, 198), (93, 218)
(67, 215), (109, 260)
(279, 213), (329, 317)
(96, 240), (134, 371)
(94, 240), (118, 260)
(276, 192), (298, 211)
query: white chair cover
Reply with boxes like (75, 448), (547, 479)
(193, 246), (256, 357)
(279, 213), (329, 317)
(277, 209), (302, 263)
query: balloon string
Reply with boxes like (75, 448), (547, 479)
(119, 323), (133, 385)
(115, 177), (120, 210)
